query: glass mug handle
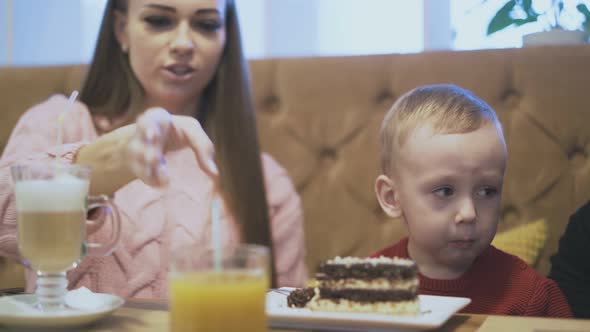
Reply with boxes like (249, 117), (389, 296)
(84, 195), (121, 257)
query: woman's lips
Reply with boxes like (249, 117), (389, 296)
(161, 65), (195, 82)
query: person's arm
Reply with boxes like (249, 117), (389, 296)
(0, 169), (19, 261)
(548, 201), (590, 318)
(76, 108), (219, 196)
(1, 101), (218, 255)
(0, 95), (95, 260)
(263, 154), (308, 287)
(74, 125), (136, 196)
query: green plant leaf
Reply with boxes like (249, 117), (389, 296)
(577, 4), (590, 32)
(513, 15), (539, 27)
(521, 0), (533, 12)
(487, 0), (517, 35)
(520, 0), (540, 22)
(558, 1), (564, 14)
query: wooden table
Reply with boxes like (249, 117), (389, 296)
(2, 298), (590, 332)
(0, 298), (485, 332)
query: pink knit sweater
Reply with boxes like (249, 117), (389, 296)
(0, 95), (307, 298)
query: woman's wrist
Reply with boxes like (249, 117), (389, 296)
(74, 126), (136, 195)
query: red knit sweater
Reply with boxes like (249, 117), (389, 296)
(372, 238), (573, 317)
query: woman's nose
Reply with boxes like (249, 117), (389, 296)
(170, 22), (194, 55)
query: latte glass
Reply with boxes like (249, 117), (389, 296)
(11, 163), (121, 311)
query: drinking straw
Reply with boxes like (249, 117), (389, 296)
(56, 90), (79, 145)
(211, 196), (222, 271)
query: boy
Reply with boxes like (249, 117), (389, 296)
(372, 84), (572, 317)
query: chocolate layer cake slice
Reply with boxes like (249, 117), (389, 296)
(289, 256), (420, 315)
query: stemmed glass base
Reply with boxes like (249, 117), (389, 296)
(35, 271), (68, 311)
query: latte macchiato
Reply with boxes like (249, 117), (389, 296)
(14, 174), (88, 273)
(11, 163), (121, 311)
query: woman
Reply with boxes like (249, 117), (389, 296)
(0, 0), (307, 298)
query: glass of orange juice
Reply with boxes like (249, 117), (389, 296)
(169, 244), (269, 332)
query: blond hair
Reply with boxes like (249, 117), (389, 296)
(379, 84), (502, 173)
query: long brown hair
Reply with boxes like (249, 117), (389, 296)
(80, 0), (275, 286)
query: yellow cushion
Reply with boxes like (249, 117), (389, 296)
(492, 219), (548, 266)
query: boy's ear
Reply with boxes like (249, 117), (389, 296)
(375, 174), (402, 218)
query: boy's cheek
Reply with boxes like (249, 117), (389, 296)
(480, 200), (503, 220)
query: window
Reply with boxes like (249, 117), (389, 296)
(2, 0), (431, 66)
(451, 0), (590, 50)
(316, 0), (424, 55)
(11, 1), (570, 65)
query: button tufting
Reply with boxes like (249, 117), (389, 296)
(262, 95), (280, 113)
(318, 147), (338, 160)
(501, 205), (521, 226)
(500, 88), (521, 108)
(374, 204), (387, 218)
(568, 146), (587, 169)
(375, 90), (395, 109)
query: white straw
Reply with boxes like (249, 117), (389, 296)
(211, 197), (222, 271)
(56, 90), (79, 145)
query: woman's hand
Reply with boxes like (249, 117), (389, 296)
(76, 107), (218, 195)
(127, 107), (218, 187)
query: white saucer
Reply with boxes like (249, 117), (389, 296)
(0, 293), (124, 328)
(266, 290), (471, 332)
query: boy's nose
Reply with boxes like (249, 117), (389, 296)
(455, 198), (476, 224)
(170, 22), (195, 55)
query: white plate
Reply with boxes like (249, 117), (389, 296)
(0, 293), (124, 329)
(266, 289), (471, 332)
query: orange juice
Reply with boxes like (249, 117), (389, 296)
(170, 270), (268, 332)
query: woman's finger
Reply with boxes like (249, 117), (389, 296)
(128, 124), (168, 187)
(140, 108), (173, 185)
(134, 108), (218, 185)
(139, 107), (171, 148)
(171, 116), (219, 178)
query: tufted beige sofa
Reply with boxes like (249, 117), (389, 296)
(1, 45), (590, 290)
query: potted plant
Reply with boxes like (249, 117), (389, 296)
(486, 0), (590, 46)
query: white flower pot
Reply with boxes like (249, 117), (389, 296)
(523, 30), (588, 47)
